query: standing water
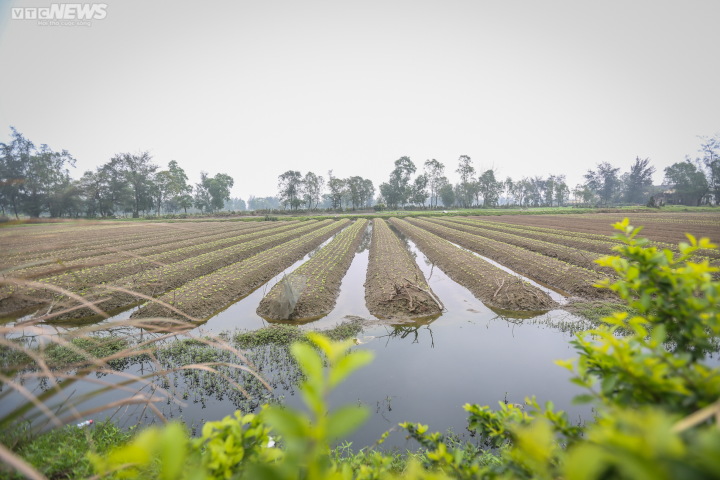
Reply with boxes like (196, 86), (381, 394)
(0, 220), (593, 449)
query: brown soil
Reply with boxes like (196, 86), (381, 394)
(429, 218), (614, 274)
(3, 221), (286, 279)
(132, 220), (350, 320)
(364, 219), (442, 319)
(0, 221), (314, 317)
(406, 218), (615, 300)
(0, 223), (222, 268)
(257, 219), (368, 320)
(472, 213), (720, 245)
(389, 218), (556, 310)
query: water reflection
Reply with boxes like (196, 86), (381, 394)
(378, 322), (437, 348)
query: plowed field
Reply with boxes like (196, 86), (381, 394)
(470, 213), (720, 245)
(389, 218), (556, 310)
(0, 211), (716, 324)
(133, 219), (350, 320)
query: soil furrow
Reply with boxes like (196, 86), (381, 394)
(365, 219), (442, 318)
(132, 220), (351, 320)
(0, 221), (254, 268)
(389, 218), (556, 311)
(428, 218), (614, 273)
(407, 217), (615, 300)
(0, 221), (316, 316)
(5, 221), (287, 279)
(474, 214), (720, 245)
(257, 219), (368, 320)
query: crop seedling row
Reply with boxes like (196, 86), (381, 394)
(389, 218), (556, 310)
(132, 219), (350, 320)
(257, 219), (369, 320)
(364, 219), (442, 318)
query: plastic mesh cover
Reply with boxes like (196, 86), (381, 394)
(269, 274), (307, 319)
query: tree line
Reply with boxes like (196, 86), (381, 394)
(276, 170), (376, 211)
(376, 134), (720, 208)
(0, 128), (235, 218)
(3, 126), (718, 218)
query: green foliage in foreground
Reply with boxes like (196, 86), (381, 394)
(9, 218), (720, 479)
(2, 420), (133, 480)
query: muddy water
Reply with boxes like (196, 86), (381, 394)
(1, 220), (592, 449)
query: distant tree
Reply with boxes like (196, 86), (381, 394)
(278, 170), (303, 210)
(410, 174), (429, 206)
(24, 144), (76, 217)
(152, 170), (175, 215)
(193, 171), (212, 213)
(572, 184), (594, 204)
(99, 157), (132, 215)
(555, 182), (570, 206)
(695, 134), (720, 205)
(529, 176), (545, 206)
(346, 176), (365, 210)
(360, 178), (375, 208)
(584, 162), (620, 205)
(664, 161), (709, 206)
(206, 173), (234, 212)
(512, 178), (531, 207)
(423, 159), (445, 208)
(455, 155), (475, 208)
(119, 151), (158, 218)
(477, 170), (502, 207)
(503, 177), (514, 205)
(544, 178), (555, 206)
(439, 183), (455, 208)
(327, 170), (345, 209)
(625, 157), (656, 204)
(380, 156), (416, 208)
(0, 127), (34, 218)
(176, 194), (193, 214)
(302, 172), (324, 210)
(543, 175), (566, 207)
(167, 160), (190, 195)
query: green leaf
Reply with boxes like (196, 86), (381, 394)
(290, 343), (323, 381)
(159, 423), (187, 480)
(571, 394), (595, 405)
(325, 405), (370, 440)
(262, 406), (310, 441)
(329, 350), (374, 388)
(650, 324), (667, 345)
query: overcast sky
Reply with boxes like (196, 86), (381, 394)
(1, 0), (718, 199)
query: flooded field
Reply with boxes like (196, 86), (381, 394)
(2, 213), (718, 448)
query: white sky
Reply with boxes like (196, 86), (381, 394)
(1, 0), (718, 199)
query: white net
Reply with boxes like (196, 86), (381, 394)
(268, 274), (307, 319)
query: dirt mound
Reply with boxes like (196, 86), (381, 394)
(365, 219), (442, 318)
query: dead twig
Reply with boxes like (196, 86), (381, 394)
(402, 276), (445, 311)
